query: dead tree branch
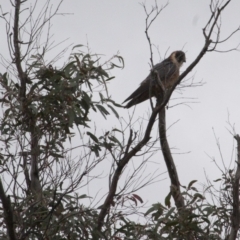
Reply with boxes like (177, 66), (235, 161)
(97, 0), (234, 233)
(140, 1), (169, 67)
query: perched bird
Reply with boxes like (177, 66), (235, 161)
(123, 51), (186, 108)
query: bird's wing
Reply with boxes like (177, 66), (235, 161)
(123, 59), (178, 108)
(122, 79), (150, 104)
(150, 59), (178, 86)
(123, 60), (174, 100)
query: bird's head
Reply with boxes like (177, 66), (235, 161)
(171, 51), (186, 67)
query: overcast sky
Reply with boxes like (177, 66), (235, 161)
(1, 0), (240, 207)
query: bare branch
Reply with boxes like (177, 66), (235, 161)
(124, 129), (133, 156)
(140, 1), (169, 67)
(158, 108), (185, 210)
(13, 0), (26, 98)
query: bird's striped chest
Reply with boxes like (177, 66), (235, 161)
(162, 69), (179, 89)
(154, 64), (179, 91)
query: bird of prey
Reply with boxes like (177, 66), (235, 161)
(123, 51), (186, 108)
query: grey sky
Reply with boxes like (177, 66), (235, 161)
(1, 0), (240, 205)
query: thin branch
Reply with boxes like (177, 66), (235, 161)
(13, 0), (26, 99)
(124, 129), (133, 156)
(140, 1), (169, 67)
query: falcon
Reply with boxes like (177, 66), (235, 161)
(123, 51), (186, 108)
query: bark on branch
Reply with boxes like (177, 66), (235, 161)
(13, 0), (42, 201)
(158, 108), (185, 210)
(228, 134), (240, 240)
(0, 179), (17, 240)
(13, 0), (26, 100)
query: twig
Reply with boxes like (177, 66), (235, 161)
(140, 1), (169, 67)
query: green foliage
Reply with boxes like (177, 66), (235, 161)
(0, 44), (124, 239)
(5, 189), (98, 239)
(0, 45), (123, 157)
(110, 179), (234, 240)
